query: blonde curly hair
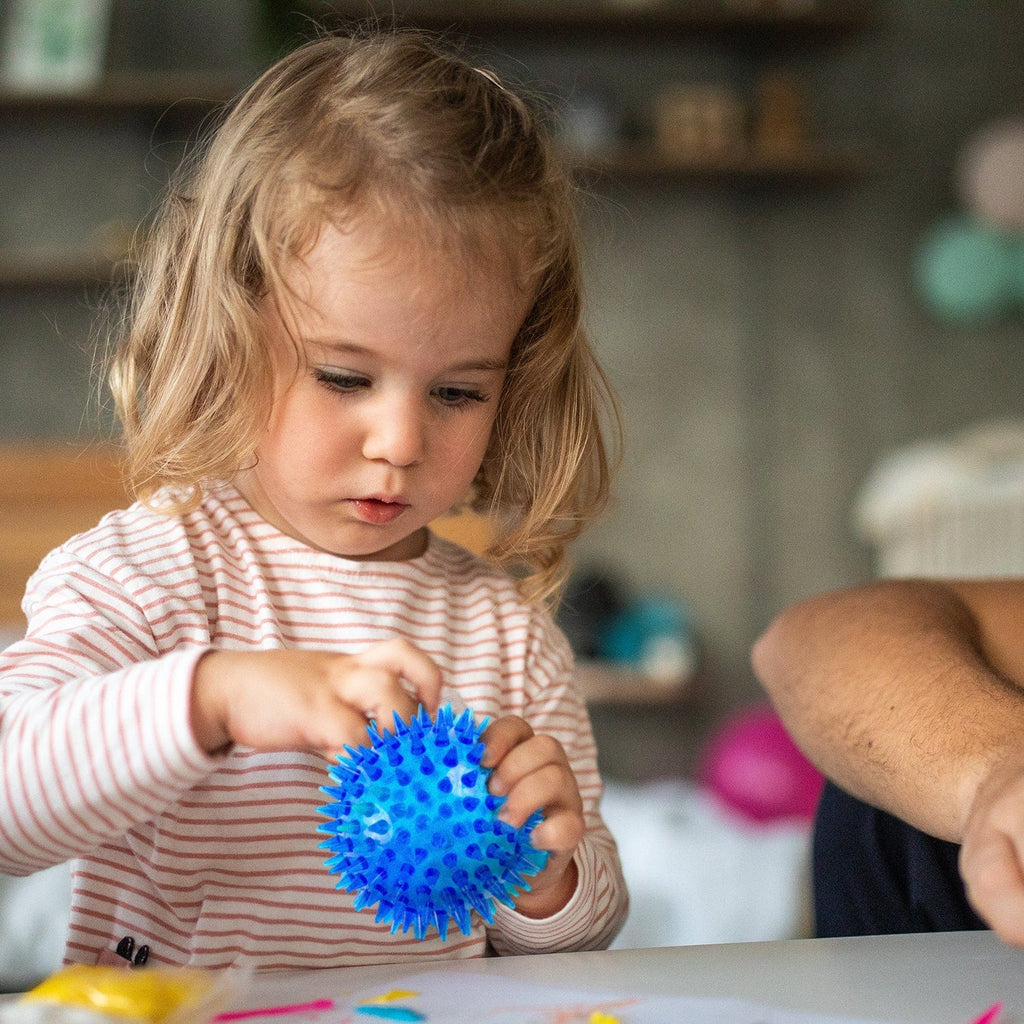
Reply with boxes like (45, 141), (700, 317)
(107, 30), (619, 604)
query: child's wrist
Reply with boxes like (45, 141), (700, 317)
(190, 651), (232, 755)
(512, 858), (578, 919)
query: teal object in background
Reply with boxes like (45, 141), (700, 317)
(914, 216), (1015, 324)
(1011, 237), (1024, 303)
(598, 594), (696, 683)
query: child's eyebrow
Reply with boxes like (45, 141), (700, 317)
(309, 339), (508, 373)
(446, 357), (510, 373)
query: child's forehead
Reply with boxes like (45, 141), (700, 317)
(284, 202), (537, 288)
(264, 210), (539, 341)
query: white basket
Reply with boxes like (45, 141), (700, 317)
(856, 420), (1024, 579)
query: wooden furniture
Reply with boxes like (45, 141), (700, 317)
(0, 445), (127, 626)
(0, 3), (878, 290)
(0, 446), (691, 704)
(0, 445), (495, 629)
(319, 0), (879, 182)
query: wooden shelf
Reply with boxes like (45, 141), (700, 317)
(0, 251), (127, 289)
(0, 72), (243, 116)
(0, 444), (128, 627)
(575, 142), (878, 183)
(574, 660), (697, 706)
(0, 7), (879, 294)
(0, 139), (878, 290)
(317, 2), (878, 39)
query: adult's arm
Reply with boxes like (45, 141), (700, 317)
(752, 577), (1024, 942)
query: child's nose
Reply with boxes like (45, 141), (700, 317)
(362, 395), (425, 467)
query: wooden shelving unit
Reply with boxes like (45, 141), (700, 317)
(574, 659), (697, 707)
(0, 4), (878, 288)
(0, 72), (241, 115)
(0, 252), (123, 289)
(575, 142), (879, 185)
(316, 2), (877, 38)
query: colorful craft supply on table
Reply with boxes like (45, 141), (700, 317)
(367, 992), (420, 1004)
(353, 989), (426, 1021)
(318, 703), (549, 940)
(0, 965), (233, 1024)
(354, 1007), (425, 1022)
(214, 1000), (335, 1021)
(966, 1003), (1002, 1024)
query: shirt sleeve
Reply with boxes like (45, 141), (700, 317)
(486, 608), (629, 955)
(0, 546), (221, 876)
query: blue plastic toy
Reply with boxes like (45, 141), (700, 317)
(317, 703), (549, 941)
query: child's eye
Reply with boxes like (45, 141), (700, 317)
(433, 386), (487, 407)
(314, 369), (369, 393)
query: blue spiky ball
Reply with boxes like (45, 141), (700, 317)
(317, 703), (549, 940)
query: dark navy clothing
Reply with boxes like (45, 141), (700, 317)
(813, 780), (987, 937)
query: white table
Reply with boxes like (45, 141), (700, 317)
(229, 930), (1023, 1023)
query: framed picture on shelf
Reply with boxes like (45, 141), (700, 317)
(1, 0), (113, 93)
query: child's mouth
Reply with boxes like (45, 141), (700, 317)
(351, 498), (408, 525)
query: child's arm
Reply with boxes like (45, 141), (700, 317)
(190, 640), (442, 755)
(752, 577), (1024, 943)
(1, 529), (442, 878)
(481, 715), (584, 919)
(0, 631), (442, 877)
(477, 611), (628, 955)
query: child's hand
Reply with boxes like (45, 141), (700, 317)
(190, 639), (443, 756)
(481, 716), (584, 918)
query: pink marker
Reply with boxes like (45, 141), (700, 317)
(213, 999), (335, 1021)
(967, 1002), (1002, 1024)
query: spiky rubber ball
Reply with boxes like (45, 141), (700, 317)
(317, 703), (549, 940)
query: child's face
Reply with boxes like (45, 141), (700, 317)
(236, 215), (532, 561)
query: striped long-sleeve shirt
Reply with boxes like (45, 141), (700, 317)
(0, 483), (627, 968)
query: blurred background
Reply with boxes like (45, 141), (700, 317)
(3, 0), (1024, 979)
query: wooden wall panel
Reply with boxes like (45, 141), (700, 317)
(0, 446), (490, 629)
(0, 445), (128, 627)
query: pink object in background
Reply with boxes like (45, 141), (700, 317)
(697, 705), (824, 824)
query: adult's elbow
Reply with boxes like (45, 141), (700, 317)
(750, 610), (792, 697)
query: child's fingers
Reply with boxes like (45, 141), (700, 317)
(527, 806), (586, 860)
(352, 637), (443, 712)
(316, 639), (443, 750)
(217, 670), (375, 754)
(477, 718), (586, 914)
(497, 761), (584, 828)
(193, 644), (442, 755)
(308, 704), (384, 756)
(479, 715), (534, 768)
(487, 731), (572, 796)
(329, 663), (425, 734)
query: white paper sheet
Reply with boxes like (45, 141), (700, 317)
(298, 968), (903, 1024)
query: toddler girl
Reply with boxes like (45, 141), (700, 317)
(0, 30), (627, 969)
